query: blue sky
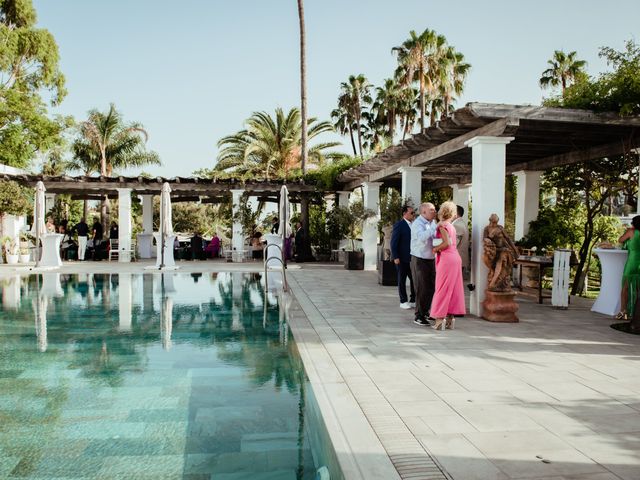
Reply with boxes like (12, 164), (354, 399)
(35, 0), (639, 177)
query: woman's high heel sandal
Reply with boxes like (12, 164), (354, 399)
(615, 311), (627, 321)
(446, 316), (455, 330)
(432, 318), (446, 331)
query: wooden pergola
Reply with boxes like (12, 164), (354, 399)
(338, 103), (640, 191)
(335, 102), (640, 315)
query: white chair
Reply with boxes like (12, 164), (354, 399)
(109, 239), (137, 262)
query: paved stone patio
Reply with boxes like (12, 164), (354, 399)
(288, 266), (640, 480)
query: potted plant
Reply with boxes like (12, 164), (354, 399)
(19, 245), (31, 263)
(328, 201), (376, 270)
(4, 237), (19, 265)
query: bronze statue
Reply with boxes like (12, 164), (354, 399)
(482, 214), (519, 292)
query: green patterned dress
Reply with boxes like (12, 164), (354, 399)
(623, 229), (640, 316)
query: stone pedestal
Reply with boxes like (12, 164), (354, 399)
(482, 290), (519, 322)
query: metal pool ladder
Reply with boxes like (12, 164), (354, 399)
(263, 243), (289, 292)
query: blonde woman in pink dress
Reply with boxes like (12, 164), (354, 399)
(431, 201), (466, 330)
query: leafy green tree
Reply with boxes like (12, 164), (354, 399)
(0, 0), (69, 168)
(215, 108), (339, 180)
(539, 50), (587, 95)
(0, 179), (31, 216)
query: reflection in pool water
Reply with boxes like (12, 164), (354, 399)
(0, 272), (339, 479)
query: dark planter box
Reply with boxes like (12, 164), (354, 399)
(344, 251), (364, 270)
(378, 259), (398, 286)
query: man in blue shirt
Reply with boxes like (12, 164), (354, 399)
(390, 205), (415, 309)
(410, 202), (438, 325)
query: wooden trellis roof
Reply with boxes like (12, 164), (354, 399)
(337, 102), (640, 191)
(1, 174), (318, 203)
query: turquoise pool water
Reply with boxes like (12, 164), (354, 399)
(0, 272), (338, 479)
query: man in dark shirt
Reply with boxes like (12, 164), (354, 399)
(74, 218), (89, 261)
(190, 232), (204, 260)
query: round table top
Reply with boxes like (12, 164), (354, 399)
(593, 248), (628, 255)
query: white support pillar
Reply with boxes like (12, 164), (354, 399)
(336, 191), (350, 207)
(117, 188), (132, 262)
(231, 189), (245, 260)
(514, 170), (542, 241)
(362, 182), (382, 271)
(398, 166), (425, 206)
(465, 136), (514, 316)
(44, 193), (55, 216)
(137, 194), (154, 259)
(451, 184), (471, 225)
(141, 195), (154, 234)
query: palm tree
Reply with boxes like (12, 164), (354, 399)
(439, 47), (471, 120)
(334, 74), (372, 158)
(74, 104), (160, 225)
(393, 29), (447, 131)
(330, 106), (357, 156)
(371, 78), (403, 142)
(297, 0), (308, 175)
(215, 108), (339, 181)
(540, 50), (587, 95)
(397, 86), (419, 141)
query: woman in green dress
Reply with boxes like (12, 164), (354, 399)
(617, 215), (640, 327)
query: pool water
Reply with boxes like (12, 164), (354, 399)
(0, 272), (337, 479)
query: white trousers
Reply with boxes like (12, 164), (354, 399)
(78, 236), (87, 260)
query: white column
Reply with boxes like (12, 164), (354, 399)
(398, 166), (424, 206)
(362, 182), (382, 271)
(44, 193), (55, 216)
(336, 191), (350, 207)
(117, 188), (132, 262)
(465, 136), (514, 316)
(231, 189), (245, 260)
(513, 170), (541, 241)
(451, 184), (471, 224)
(141, 195), (154, 234)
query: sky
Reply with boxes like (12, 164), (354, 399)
(34, 0), (640, 178)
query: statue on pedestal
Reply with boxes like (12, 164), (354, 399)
(482, 213), (519, 292)
(481, 214), (520, 322)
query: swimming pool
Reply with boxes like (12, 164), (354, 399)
(0, 272), (341, 479)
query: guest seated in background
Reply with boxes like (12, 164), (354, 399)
(109, 222), (119, 240)
(191, 232), (205, 260)
(205, 233), (221, 258)
(59, 225), (77, 260)
(251, 232), (264, 259)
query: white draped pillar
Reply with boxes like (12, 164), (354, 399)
(398, 166), (425, 206)
(117, 188), (132, 262)
(514, 170), (542, 241)
(231, 189), (245, 260)
(362, 182), (382, 271)
(451, 184), (471, 224)
(465, 136), (514, 316)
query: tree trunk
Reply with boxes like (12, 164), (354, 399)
(348, 124), (357, 156)
(83, 200), (88, 220)
(297, 0), (308, 174)
(300, 195), (313, 262)
(419, 69), (425, 132)
(100, 195), (110, 239)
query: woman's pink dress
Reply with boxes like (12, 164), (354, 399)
(430, 222), (466, 318)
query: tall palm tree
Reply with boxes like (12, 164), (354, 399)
(74, 104), (160, 225)
(439, 47), (471, 120)
(371, 78), (403, 141)
(334, 74), (372, 158)
(330, 107), (357, 156)
(540, 50), (587, 95)
(397, 86), (420, 141)
(393, 29), (447, 131)
(215, 108), (339, 181)
(297, 0), (308, 174)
